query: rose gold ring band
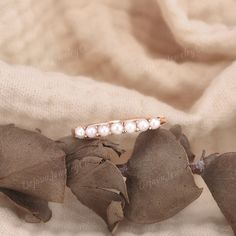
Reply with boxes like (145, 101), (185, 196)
(72, 116), (167, 139)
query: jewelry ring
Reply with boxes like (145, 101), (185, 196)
(72, 116), (167, 139)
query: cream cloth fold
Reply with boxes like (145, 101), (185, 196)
(0, 0), (236, 235)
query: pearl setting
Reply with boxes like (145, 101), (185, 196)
(75, 126), (86, 139)
(149, 118), (161, 129)
(111, 122), (124, 135)
(73, 116), (166, 139)
(137, 119), (150, 131)
(98, 124), (110, 137)
(85, 126), (97, 138)
(124, 121), (137, 133)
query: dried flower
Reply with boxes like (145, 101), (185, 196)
(59, 137), (129, 233)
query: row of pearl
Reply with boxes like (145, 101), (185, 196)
(73, 117), (165, 139)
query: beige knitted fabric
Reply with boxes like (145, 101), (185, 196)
(0, 0), (236, 235)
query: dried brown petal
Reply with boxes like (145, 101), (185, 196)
(170, 125), (195, 162)
(125, 128), (202, 223)
(57, 137), (127, 165)
(0, 188), (52, 222)
(0, 124), (66, 203)
(67, 156), (128, 231)
(107, 201), (124, 232)
(192, 152), (236, 235)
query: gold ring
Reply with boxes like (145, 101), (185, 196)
(72, 116), (167, 139)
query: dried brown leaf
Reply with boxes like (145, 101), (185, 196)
(0, 188), (52, 222)
(170, 125), (195, 162)
(0, 124), (66, 203)
(194, 152), (236, 235)
(67, 156), (128, 231)
(125, 128), (202, 223)
(57, 137), (127, 165)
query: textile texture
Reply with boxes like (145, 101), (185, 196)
(0, 0), (236, 235)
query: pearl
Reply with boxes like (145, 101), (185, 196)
(149, 118), (161, 129)
(85, 126), (97, 138)
(111, 122), (124, 134)
(137, 119), (149, 131)
(75, 126), (85, 139)
(98, 124), (110, 137)
(124, 121), (137, 133)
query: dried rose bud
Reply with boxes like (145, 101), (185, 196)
(67, 156), (128, 233)
(61, 136), (130, 233)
